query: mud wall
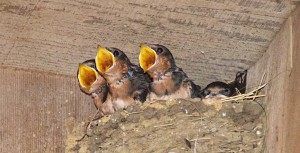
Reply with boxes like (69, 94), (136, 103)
(247, 5), (300, 153)
(0, 67), (95, 153)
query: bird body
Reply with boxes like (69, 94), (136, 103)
(95, 46), (150, 109)
(139, 43), (200, 100)
(201, 70), (247, 99)
(77, 59), (114, 116)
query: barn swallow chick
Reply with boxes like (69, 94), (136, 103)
(201, 81), (233, 99)
(77, 59), (114, 116)
(139, 43), (200, 100)
(95, 46), (150, 109)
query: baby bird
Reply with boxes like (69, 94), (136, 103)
(139, 43), (201, 100)
(77, 59), (114, 117)
(201, 81), (233, 99)
(95, 46), (150, 109)
(201, 70), (247, 99)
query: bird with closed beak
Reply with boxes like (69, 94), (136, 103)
(201, 81), (233, 99)
(139, 43), (201, 100)
(201, 70), (247, 99)
(95, 46), (150, 110)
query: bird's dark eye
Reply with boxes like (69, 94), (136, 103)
(157, 47), (163, 54)
(222, 88), (231, 96)
(224, 89), (230, 93)
(113, 50), (119, 56)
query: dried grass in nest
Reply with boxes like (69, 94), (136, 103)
(202, 83), (267, 111)
(221, 83), (267, 103)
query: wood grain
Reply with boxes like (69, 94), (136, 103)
(0, 66), (95, 153)
(247, 5), (300, 153)
(0, 0), (298, 86)
(284, 5), (300, 153)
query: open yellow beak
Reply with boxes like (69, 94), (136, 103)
(78, 64), (99, 89)
(95, 46), (115, 73)
(139, 44), (157, 72)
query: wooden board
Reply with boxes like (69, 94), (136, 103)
(247, 5), (300, 153)
(0, 67), (95, 153)
(0, 0), (299, 86)
(284, 5), (300, 153)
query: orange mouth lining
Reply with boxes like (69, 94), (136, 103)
(139, 44), (157, 72)
(95, 47), (115, 73)
(78, 64), (98, 89)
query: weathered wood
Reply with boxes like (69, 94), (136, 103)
(247, 5), (300, 153)
(284, 6), (300, 153)
(0, 66), (95, 153)
(0, 0), (298, 86)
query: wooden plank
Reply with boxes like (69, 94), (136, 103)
(0, 0), (298, 86)
(0, 66), (95, 153)
(284, 5), (300, 153)
(247, 5), (300, 153)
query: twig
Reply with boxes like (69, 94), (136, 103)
(221, 84), (267, 103)
(190, 137), (212, 141)
(253, 71), (266, 101)
(154, 123), (174, 128)
(191, 117), (208, 122)
(248, 138), (263, 143)
(221, 95), (266, 102)
(186, 114), (202, 117)
(194, 133), (199, 153)
(76, 109), (101, 142)
(126, 111), (143, 115)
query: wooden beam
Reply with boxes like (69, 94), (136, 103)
(284, 5), (300, 153)
(247, 5), (300, 153)
(0, 0), (297, 86)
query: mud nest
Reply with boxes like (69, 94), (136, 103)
(66, 98), (265, 153)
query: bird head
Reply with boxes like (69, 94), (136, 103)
(95, 46), (132, 82)
(139, 43), (175, 78)
(77, 59), (107, 95)
(202, 81), (233, 99)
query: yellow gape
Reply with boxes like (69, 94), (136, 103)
(78, 64), (98, 89)
(95, 46), (115, 73)
(139, 44), (157, 72)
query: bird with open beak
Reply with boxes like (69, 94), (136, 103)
(95, 46), (150, 110)
(77, 59), (114, 117)
(139, 43), (201, 100)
